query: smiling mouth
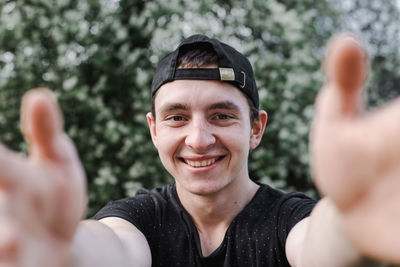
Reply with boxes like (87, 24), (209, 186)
(181, 156), (225, 168)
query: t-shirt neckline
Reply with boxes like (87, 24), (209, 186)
(171, 183), (268, 258)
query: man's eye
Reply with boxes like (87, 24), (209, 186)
(170, 116), (184, 121)
(216, 114), (230, 120)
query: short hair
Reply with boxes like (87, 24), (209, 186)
(151, 47), (259, 125)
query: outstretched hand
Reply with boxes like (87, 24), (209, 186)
(0, 89), (87, 267)
(311, 34), (400, 263)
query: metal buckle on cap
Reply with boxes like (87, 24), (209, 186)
(240, 71), (246, 88)
(219, 68), (235, 81)
(219, 68), (246, 88)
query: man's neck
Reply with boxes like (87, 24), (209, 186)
(176, 177), (260, 230)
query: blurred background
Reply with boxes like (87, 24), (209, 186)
(0, 0), (399, 216)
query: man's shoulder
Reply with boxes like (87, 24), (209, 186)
(255, 183), (315, 206)
(134, 183), (179, 207)
(251, 183), (317, 224)
(92, 183), (177, 221)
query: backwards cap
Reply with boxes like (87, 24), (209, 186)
(151, 34), (259, 108)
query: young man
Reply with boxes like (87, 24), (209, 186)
(93, 34), (316, 266)
(0, 34), (399, 267)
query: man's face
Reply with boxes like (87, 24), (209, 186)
(147, 80), (266, 196)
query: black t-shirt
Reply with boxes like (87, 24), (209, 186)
(94, 183), (316, 267)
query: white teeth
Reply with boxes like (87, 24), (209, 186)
(185, 158), (218, 168)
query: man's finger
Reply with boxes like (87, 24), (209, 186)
(363, 97), (400, 166)
(21, 88), (64, 162)
(321, 34), (368, 119)
(0, 217), (18, 258)
(0, 145), (28, 189)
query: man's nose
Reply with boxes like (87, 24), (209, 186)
(185, 118), (216, 152)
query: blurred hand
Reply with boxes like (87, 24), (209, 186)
(311, 34), (400, 263)
(0, 89), (87, 267)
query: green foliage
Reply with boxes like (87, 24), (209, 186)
(0, 0), (399, 217)
(0, 0), (169, 215)
(332, 0), (400, 106)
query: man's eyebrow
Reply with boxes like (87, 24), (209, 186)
(207, 101), (241, 112)
(158, 102), (190, 113)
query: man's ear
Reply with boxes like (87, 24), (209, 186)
(250, 110), (268, 150)
(146, 112), (158, 149)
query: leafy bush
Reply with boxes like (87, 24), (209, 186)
(0, 0), (399, 216)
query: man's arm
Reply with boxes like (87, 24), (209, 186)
(70, 218), (151, 267)
(286, 198), (361, 267)
(286, 33), (400, 266)
(286, 199), (390, 267)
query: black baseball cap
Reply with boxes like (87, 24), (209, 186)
(151, 34), (259, 108)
